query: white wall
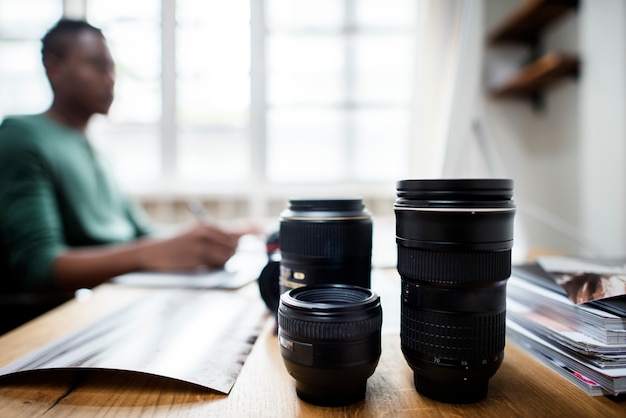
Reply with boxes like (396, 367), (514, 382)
(579, 0), (626, 258)
(444, 0), (626, 259)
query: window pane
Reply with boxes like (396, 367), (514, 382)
(354, 34), (415, 104)
(87, 0), (161, 184)
(87, 0), (160, 22)
(267, 0), (343, 30)
(178, 130), (250, 182)
(176, 0), (251, 184)
(267, 35), (345, 106)
(353, 109), (410, 181)
(267, 109), (345, 183)
(89, 117), (161, 184)
(177, 0), (250, 127)
(265, 0), (416, 185)
(88, 8), (161, 124)
(0, 0), (61, 118)
(0, 41), (52, 117)
(178, 78), (249, 127)
(356, 0), (417, 28)
(0, 0), (62, 38)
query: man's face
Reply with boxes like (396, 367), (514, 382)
(51, 30), (115, 116)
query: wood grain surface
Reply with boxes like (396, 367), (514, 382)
(0, 284), (625, 417)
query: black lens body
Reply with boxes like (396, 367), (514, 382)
(395, 179), (515, 403)
(279, 199), (372, 294)
(258, 231), (281, 315)
(278, 284), (382, 406)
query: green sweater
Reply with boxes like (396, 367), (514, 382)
(0, 114), (151, 292)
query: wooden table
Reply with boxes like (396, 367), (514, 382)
(0, 283), (625, 417)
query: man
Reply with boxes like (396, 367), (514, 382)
(0, 19), (241, 293)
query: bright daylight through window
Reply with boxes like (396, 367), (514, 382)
(0, 0), (417, 195)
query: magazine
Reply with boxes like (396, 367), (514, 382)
(508, 274), (626, 344)
(506, 320), (611, 397)
(506, 319), (626, 396)
(507, 299), (626, 367)
(513, 263), (626, 318)
(536, 256), (626, 304)
(0, 288), (266, 394)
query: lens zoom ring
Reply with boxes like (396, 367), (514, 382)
(278, 313), (382, 341)
(397, 247), (511, 284)
(281, 222), (372, 258)
(401, 305), (506, 359)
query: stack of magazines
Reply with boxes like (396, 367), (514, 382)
(507, 257), (626, 397)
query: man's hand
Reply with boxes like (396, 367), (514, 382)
(137, 224), (241, 272)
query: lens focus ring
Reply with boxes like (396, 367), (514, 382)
(280, 221), (372, 259)
(397, 246), (511, 284)
(401, 304), (506, 359)
(278, 285), (382, 341)
(278, 314), (382, 341)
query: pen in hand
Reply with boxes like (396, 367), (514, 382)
(187, 199), (213, 224)
(187, 199), (240, 262)
(188, 199), (253, 245)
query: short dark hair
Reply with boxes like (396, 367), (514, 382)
(41, 18), (103, 61)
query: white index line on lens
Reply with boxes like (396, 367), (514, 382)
(394, 207), (515, 213)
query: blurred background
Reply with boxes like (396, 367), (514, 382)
(1, 0), (625, 261)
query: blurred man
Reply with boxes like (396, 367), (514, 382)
(0, 19), (241, 293)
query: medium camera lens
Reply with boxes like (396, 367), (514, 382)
(395, 179), (515, 403)
(278, 284), (382, 406)
(279, 198), (372, 294)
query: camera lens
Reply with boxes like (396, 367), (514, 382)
(278, 284), (382, 406)
(258, 231), (281, 315)
(279, 198), (372, 294)
(395, 179), (515, 403)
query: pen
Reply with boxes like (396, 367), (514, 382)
(188, 199), (213, 224)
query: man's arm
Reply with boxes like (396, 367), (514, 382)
(0, 122), (240, 292)
(52, 223), (240, 290)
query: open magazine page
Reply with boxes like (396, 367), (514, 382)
(537, 256), (626, 304)
(508, 275), (626, 344)
(0, 288), (267, 394)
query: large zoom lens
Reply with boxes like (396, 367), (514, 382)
(279, 198), (372, 294)
(278, 284), (382, 406)
(395, 179), (515, 403)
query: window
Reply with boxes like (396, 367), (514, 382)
(0, 0), (62, 119)
(0, 0), (418, 208)
(175, 0), (251, 184)
(87, 0), (162, 184)
(265, 0), (416, 184)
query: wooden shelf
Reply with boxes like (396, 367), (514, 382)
(486, 0), (581, 109)
(490, 52), (580, 99)
(489, 0), (579, 45)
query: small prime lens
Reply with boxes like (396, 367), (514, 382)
(279, 198), (372, 294)
(278, 284), (382, 406)
(395, 179), (515, 403)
